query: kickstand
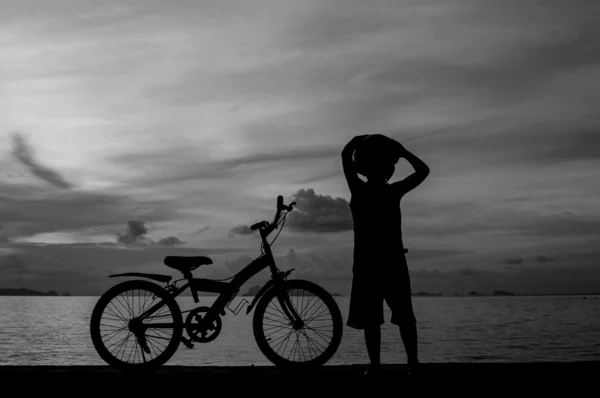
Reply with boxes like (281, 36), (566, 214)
(180, 337), (194, 349)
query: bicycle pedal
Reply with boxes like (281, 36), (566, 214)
(181, 338), (194, 349)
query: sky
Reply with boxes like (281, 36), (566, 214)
(1, 0), (599, 296)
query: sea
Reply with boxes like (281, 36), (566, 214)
(1, 295), (599, 366)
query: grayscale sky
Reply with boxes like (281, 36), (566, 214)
(1, 0), (599, 295)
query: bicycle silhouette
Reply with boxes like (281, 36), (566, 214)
(90, 196), (344, 370)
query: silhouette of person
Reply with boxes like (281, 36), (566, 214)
(341, 134), (430, 379)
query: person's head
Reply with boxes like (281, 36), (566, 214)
(364, 160), (395, 184)
(353, 134), (398, 184)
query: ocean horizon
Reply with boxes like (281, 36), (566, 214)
(1, 295), (599, 366)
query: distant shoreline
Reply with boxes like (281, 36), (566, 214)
(0, 288), (71, 297)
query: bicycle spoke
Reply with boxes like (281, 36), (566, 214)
(266, 303), (288, 320)
(127, 339), (136, 364)
(303, 302), (326, 323)
(120, 292), (135, 319)
(286, 337), (298, 361)
(276, 330), (294, 357)
(300, 295), (317, 319)
(107, 301), (129, 323)
(298, 335), (307, 362)
(299, 294), (320, 317)
(145, 333), (173, 342)
(303, 331), (328, 352)
(99, 323), (128, 331)
(113, 296), (133, 320)
(305, 333), (320, 358)
(140, 290), (153, 315)
(100, 326), (128, 342)
(148, 339), (160, 359)
(101, 314), (126, 324)
(109, 332), (131, 358)
(265, 324), (292, 338)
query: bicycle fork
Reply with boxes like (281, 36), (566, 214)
(276, 291), (304, 329)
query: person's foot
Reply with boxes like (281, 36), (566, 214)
(407, 359), (421, 378)
(363, 364), (381, 383)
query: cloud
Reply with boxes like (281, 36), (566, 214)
(409, 264), (600, 296)
(2, 0), (600, 297)
(286, 188), (353, 233)
(0, 181), (178, 243)
(224, 255), (254, 274)
(228, 225), (256, 238)
(116, 220), (185, 247)
(0, 242), (249, 295)
(405, 247), (472, 261)
(2, 254), (29, 275)
(10, 132), (74, 189)
(535, 255), (554, 263)
(116, 220), (151, 246)
(156, 236), (185, 247)
(190, 226), (211, 236)
(458, 268), (482, 277)
(501, 257), (524, 265)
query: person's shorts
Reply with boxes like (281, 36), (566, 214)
(346, 264), (416, 329)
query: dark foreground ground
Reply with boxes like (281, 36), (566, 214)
(1, 362), (598, 395)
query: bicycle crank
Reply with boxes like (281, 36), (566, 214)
(185, 306), (222, 343)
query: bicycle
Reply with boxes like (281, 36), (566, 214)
(90, 195), (344, 370)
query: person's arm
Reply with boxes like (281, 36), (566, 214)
(392, 145), (430, 196)
(341, 135), (368, 194)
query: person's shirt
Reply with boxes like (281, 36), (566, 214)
(349, 180), (404, 269)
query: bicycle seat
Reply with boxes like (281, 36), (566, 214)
(164, 256), (213, 272)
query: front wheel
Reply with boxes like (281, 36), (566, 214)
(253, 279), (343, 368)
(90, 280), (183, 370)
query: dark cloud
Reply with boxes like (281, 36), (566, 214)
(363, 19), (600, 107)
(228, 225), (256, 238)
(458, 268), (482, 277)
(116, 220), (185, 247)
(0, 182), (178, 242)
(283, 248), (316, 273)
(108, 143), (339, 188)
(285, 188), (353, 233)
(0, 242), (249, 295)
(156, 236), (185, 247)
(224, 255), (254, 274)
(2, 254), (29, 275)
(510, 213), (600, 239)
(410, 264), (600, 296)
(117, 220), (152, 246)
(404, 204), (600, 242)
(189, 226), (211, 236)
(406, 247), (472, 261)
(206, 267), (233, 281)
(417, 121), (600, 168)
(10, 132), (74, 189)
(502, 257), (524, 265)
(535, 255), (554, 263)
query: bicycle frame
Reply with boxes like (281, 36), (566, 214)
(136, 214), (301, 330)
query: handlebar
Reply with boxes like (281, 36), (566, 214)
(249, 195), (296, 234)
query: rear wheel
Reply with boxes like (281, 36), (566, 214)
(90, 280), (183, 370)
(253, 279), (343, 368)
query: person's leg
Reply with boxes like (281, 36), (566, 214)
(364, 325), (381, 368)
(387, 287), (419, 366)
(399, 320), (419, 366)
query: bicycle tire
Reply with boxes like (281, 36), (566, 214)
(90, 280), (183, 370)
(253, 279), (343, 368)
